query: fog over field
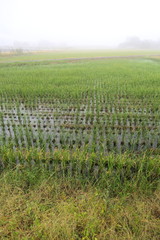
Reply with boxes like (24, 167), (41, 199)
(1, 0), (160, 50)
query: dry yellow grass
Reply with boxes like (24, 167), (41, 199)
(0, 181), (160, 240)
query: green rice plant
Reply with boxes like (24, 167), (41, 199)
(0, 147), (159, 196)
(0, 53), (160, 153)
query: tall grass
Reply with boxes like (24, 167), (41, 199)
(0, 148), (159, 196)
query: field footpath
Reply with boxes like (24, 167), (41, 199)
(1, 54), (160, 64)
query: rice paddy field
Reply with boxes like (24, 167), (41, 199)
(0, 50), (160, 239)
(1, 51), (160, 154)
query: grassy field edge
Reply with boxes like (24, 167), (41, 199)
(0, 148), (160, 239)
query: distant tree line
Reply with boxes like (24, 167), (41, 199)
(119, 37), (160, 49)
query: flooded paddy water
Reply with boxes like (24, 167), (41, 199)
(0, 98), (160, 154)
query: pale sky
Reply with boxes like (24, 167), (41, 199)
(0, 0), (160, 48)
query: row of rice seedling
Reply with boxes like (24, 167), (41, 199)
(0, 58), (160, 157)
(0, 147), (160, 186)
(0, 99), (159, 153)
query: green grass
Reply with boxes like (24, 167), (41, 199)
(0, 149), (160, 239)
(0, 148), (160, 194)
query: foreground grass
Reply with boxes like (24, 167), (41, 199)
(0, 179), (159, 240)
(0, 149), (159, 239)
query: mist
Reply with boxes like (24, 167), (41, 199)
(1, 0), (160, 50)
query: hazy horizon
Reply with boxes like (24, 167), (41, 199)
(1, 0), (160, 49)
